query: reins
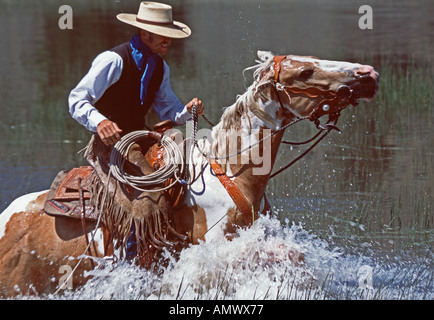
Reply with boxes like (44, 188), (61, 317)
(189, 90), (343, 182)
(269, 124), (335, 179)
(191, 105), (309, 162)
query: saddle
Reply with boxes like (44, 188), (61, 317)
(44, 166), (98, 221)
(43, 120), (183, 222)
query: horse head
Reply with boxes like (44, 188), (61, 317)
(252, 51), (379, 129)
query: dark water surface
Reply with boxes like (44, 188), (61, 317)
(0, 0), (432, 298)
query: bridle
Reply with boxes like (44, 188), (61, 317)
(265, 55), (364, 178)
(272, 55), (356, 130)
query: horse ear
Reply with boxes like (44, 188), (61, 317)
(257, 50), (274, 62)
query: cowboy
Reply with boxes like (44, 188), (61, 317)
(68, 2), (204, 146)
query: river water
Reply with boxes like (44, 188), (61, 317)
(0, 0), (432, 299)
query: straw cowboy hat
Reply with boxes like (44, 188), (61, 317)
(117, 2), (191, 39)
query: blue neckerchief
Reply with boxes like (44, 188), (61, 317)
(130, 34), (160, 105)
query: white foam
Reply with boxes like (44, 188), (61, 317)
(54, 216), (341, 299)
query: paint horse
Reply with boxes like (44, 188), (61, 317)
(0, 51), (378, 297)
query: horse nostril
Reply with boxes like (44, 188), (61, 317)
(355, 65), (374, 77)
(356, 70), (369, 76)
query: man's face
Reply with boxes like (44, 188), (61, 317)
(140, 30), (171, 56)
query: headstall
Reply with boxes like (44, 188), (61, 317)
(272, 55), (357, 130)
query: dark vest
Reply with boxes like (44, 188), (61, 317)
(95, 42), (164, 135)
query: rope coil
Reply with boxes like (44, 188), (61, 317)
(109, 130), (185, 192)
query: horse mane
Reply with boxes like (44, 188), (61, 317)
(219, 51), (276, 131)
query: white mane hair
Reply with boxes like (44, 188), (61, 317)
(198, 51), (278, 163)
(249, 50), (276, 82)
(219, 51), (277, 130)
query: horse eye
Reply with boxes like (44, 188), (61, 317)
(298, 69), (314, 81)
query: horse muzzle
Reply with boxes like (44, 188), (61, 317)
(349, 65), (379, 105)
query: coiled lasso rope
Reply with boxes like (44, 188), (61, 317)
(109, 130), (185, 192)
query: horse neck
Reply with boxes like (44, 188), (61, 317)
(208, 97), (289, 211)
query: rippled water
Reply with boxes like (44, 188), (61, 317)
(1, 0), (432, 299)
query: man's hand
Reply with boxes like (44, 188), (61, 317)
(186, 98), (204, 116)
(97, 119), (123, 146)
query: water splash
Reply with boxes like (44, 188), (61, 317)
(49, 215), (431, 300)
